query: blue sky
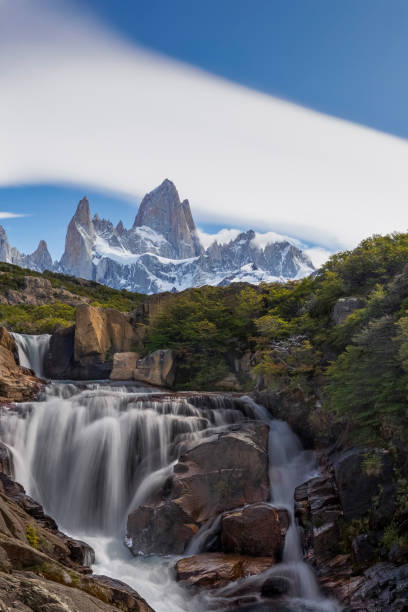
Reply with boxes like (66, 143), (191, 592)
(1, 0), (408, 261)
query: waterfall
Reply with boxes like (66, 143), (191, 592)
(0, 382), (340, 611)
(11, 332), (51, 378)
(0, 383), (246, 534)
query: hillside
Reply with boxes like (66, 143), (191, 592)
(3, 230), (408, 449)
(2, 230), (408, 607)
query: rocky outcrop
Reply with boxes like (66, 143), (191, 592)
(60, 197), (95, 279)
(46, 305), (141, 380)
(110, 352), (139, 380)
(332, 296), (366, 325)
(0, 327), (42, 402)
(0, 469), (152, 612)
(0, 226), (53, 273)
(126, 423), (269, 555)
(74, 305), (138, 366)
(132, 349), (176, 387)
(6, 275), (53, 305)
(175, 553), (275, 590)
(295, 473), (343, 566)
(133, 179), (203, 259)
(332, 447), (396, 527)
(45, 325), (76, 379)
(220, 503), (289, 559)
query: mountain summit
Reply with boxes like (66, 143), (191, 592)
(133, 179), (202, 259)
(0, 180), (315, 293)
(0, 226), (52, 272)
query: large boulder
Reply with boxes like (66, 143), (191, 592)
(44, 325), (75, 379)
(47, 305), (141, 379)
(221, 503), (289, 559)
(75, 304), (137, 365)
(0, 327), (41, 402)
(332, 448), (396, 527)
(127, 423), (269, 555)
(110, 352), (139, 380)
(132, 349), (176, 387)
(175, 553), (275, 590)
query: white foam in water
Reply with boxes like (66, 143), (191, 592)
(10, 332), (51, 378)
(0, 338), (341, 612)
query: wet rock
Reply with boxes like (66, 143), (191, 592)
(133, 349), (176, 387)
(332, 297), (366, 325)
(295, 475), (343, 563)
(221, 503), (289, 559)
(0, 441), (13, 478)
(64, 537), (95, 567)
(110, 352), (139, 380)
(175, 553), (275, 590)
(44, 325), (75, 379)
(127, 422), (269, 555)
(347, 562), (408, 611)
(261, 575), (291, 597)
(0, 471), (152, 610)
(332, 447), (396, 527)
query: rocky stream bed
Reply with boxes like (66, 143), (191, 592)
(0, 332), (406, 611)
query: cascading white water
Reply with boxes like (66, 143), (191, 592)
(1, 383), (246, 535)
(10, 332), (50, 377)
(0, 380), (249, 612)
(0, 331), (340, 612)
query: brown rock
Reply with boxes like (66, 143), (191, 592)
(0, 471), (152, 611)
(0, 327), (42, 402)
(127, 423), (269, 555)
(175, 553), (275, 589)
(133, 349), (176, 387)
(0, 442), (13, 478)
(221, 503), (289, 558)
(110, 352), (139, 380)
(74, 304), (138, 373)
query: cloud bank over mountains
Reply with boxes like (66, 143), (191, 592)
(1, 0), (408, 253)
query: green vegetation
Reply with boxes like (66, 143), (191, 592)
(146, 232), (408, 447)
(5, 232), (408, 447)
(0, 262), (144, 332)
(0, 302), (76, 333)
(26, 524), (39, 548)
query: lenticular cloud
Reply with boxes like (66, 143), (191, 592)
(1, 0), (408, 251)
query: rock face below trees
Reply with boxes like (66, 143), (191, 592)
(127, 423), (269, 555)
(332, 447), (396, 527)
(0, 327), (42, 402)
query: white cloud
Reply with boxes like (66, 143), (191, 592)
(0, 212), (27, 219)
(1, 1), (408, 252)
(197, 228), (241, 249)
(250, 231), (302, 250)
(304, 246), (333, 268)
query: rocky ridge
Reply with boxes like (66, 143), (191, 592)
(0, 179), (315, 294)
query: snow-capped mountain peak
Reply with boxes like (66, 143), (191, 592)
(0, 180), (315, 293)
